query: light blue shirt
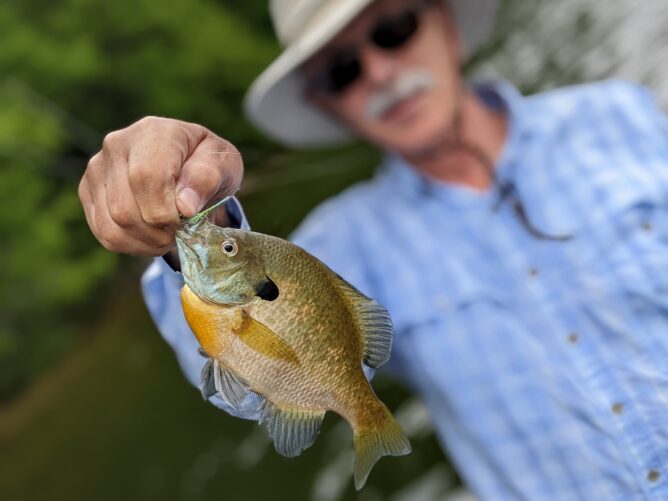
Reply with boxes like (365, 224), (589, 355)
(142, 80), (668, 500)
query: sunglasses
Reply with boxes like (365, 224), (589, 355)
(306, 0), (436, 96)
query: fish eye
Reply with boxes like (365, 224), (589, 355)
(220, 239), (238, 256)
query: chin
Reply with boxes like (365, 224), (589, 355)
(383, 122), (450, 157)
(371, 104), (454, 157)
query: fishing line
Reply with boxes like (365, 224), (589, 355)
(448, 90), (572, 242)
(180, 196), (232, 225)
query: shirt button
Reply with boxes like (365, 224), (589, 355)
(434, 295), (448, 310)
(647, 469), (661, 482)
(611, 402), (624, 415)
(528, 267), (539, 277)
(641, 222), (652, 232)
(567, 332), (579, 344)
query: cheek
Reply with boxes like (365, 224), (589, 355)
(213, 275), (253, 303)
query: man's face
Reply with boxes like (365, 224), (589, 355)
(302, 0), (462, 157)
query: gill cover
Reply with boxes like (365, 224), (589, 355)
(175, 199), (278, 305)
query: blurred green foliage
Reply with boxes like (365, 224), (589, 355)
(0, 0), (286, 398)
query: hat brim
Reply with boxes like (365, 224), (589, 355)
(244, 0), (499, 148)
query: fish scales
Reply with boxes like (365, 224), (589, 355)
(176, 209), (410, 489)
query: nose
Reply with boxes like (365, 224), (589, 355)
(360, 45), (397, 88)
(255, 276), (279, 301)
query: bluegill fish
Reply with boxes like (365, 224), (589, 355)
(175, 200), (411, 489)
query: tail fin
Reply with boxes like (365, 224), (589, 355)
(353, 406), (411, 490)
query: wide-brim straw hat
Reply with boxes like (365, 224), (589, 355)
(244, 0), (499, 147)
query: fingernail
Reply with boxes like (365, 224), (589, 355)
(177, 187), (202, 216)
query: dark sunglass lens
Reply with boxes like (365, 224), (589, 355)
(327, 52), (361, 93)
(372, 11), (419, 49)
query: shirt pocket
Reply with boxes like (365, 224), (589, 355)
(567, 198), (668, 308)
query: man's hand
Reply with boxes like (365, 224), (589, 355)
(79, 117), (243, 256)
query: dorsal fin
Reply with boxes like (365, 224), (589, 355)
(328, 272), (393, 369)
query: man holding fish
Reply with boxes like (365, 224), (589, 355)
(79, 0), (668, 498)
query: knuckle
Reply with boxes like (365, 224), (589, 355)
(83, 153), (105, 182)
(135, 115), (182, 136)
(180, 120), (206, 137)
(155, 231), (175, 249)
(86, 152), (102, 170)
(127, 163), (155, 188)
(219, 137), (240, 156)
(142, 207), (176, 226)
(107, 200), (134, 228)
(106, 232), (128, 253)
(77, 174), (88, 199)
(134, 115), (162, 131)
(98, 237), (117, 252)
(101, 130), (123, 150)
(97, 230), (121, 252)
(96, 218), (124, 252)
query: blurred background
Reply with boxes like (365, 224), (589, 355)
(1, 0), (666, 500)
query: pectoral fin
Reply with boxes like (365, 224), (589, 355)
(234, 311), (299, 365)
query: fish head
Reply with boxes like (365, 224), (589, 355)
(176, 219), (278, 305)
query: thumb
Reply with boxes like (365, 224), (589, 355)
(175, 134), (243, 217)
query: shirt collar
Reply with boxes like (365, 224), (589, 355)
(379, 80), (530, 209)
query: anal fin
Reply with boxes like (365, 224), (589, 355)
(259, 400), (325, 458)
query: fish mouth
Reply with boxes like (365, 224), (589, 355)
(255, 277), (279, 301)
(175, 233), (206, 283)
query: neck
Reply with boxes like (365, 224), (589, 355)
(401, 89), (508, 191)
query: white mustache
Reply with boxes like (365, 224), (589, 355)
(365, 70), (436, 121)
